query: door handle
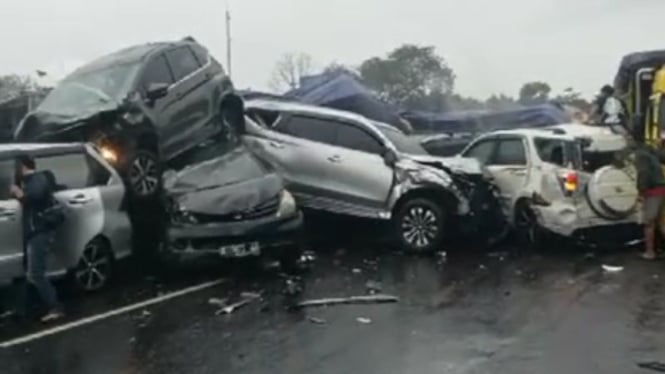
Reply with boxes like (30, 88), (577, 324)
(269, 141), (284, 149)
(68, 195), (92, 205)
(327, 155), (341, 163)
(0, 209), (17, 220)
(509, 169), (526, 176)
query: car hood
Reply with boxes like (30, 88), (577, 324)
(15, 103), (122, 141)
(165, 148), (283, 216)
(407, 154), (484, 175)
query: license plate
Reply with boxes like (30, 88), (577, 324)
(219, 242), (260, 257)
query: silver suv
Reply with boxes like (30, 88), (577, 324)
(240, 99), (504, 252)
(0, 143), (132, 292)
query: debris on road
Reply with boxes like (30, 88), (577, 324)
(436, 251), (447, 264)
(300, 251), (316, 264)
(602, 264), (624, 273)
(283, 277), (304, 296)
(638, 361), (665, 372)
(208, 297), (227, 307)
(294, 294), (399, 309)
(356, 317), (372, 324)
(352, 268), (362, 274)
(215, 292), (262, 315)
(365, 280), (383, 294)
(307, 316), (327, 325)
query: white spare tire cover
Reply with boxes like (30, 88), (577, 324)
(586, 165), (638, 220)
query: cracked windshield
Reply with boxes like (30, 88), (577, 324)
(1, 0), (665, 373)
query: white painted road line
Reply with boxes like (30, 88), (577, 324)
(0, 278), (226, 349)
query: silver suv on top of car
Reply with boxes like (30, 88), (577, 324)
(0, 143), (132, 292)
(239, 99), (504, 252)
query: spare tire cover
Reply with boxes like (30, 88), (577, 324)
(586, 165), (638, 219)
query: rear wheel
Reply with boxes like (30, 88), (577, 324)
(71, 238), (114, 293)
(514, 202), (545, 249)
(394, 198), (446, 253)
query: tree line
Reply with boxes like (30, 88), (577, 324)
(269, 44), (592, 113)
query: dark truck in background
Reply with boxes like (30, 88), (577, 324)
(13, 37), (240, 201)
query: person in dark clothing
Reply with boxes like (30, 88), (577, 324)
(633, 141), (665, 260)
(10, 155), (64, 322)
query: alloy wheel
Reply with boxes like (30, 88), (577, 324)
(401, 205), (440, 249)
(129, 154), (159, 196)
(75, 241), (112, 292)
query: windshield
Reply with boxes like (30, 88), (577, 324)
(37, 62), (141, 115)
(377, 126), (428, 155)
(534, 137), (583, 170)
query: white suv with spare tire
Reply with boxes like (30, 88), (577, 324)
(458, 125), (640, 248)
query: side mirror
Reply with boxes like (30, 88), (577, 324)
(145, 82), (169, 103)
(382, 148), (398, 166)
(220, 94), (246, 135)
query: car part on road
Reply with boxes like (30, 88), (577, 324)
(394, 197), (445, 253)
(307, 316), (327, 325)
(215, 293), (261, 315)
(356, 317), (372, 324)
(72, 237), (114, 293)
(602, 264), (624, 273)
(294, 294), (399, 309)
(638, 361), (665, 372)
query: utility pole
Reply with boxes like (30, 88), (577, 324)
(225, 4), (232, 78)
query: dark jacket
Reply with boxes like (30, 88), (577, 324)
(20, 171), (57, 236)
(634, 145), (665, 193)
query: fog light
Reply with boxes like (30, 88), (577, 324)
(100, 146), (118, 163)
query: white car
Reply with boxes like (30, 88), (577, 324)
(458, 126), (640, 247)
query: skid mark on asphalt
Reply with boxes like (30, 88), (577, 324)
(0, 278), (225, 349)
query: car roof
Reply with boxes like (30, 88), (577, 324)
(245, 99), (372, 124)
(68, 39), (196, 76)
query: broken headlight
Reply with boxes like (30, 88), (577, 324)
(276, 189), (297, 218)
(168, 198), (198, 224)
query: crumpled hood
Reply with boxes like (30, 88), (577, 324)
(165, 147), (283, 216)
(407, 154), (484, 175)
(14, 103), (121, 141)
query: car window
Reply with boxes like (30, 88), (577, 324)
(376, 126), (427, 155)
(166, 47), (201, 82)
(36, 152), (110, 189)
(534, 137), (582, 169)
(493, 139), (527, 165)
(282, 116), (337, 145)
(141, 55), (174, 90)
(335, 123), (383, 155)
(189, 45), (210, 67)
(463, 140), (496, 164)
(0, 159), (14, 200)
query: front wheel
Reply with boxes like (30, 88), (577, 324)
(514, 202), (546, 249)
(126, 149), (162, 199)
(394, 198), (446, 253)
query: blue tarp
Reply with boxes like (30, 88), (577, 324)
(284, 72), (411, 132)
(401, 104), (571, 134)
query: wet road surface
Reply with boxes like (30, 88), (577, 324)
(1, 220), (664, 374)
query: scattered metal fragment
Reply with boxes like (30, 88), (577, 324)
(208, 297), (227, 307)
(356, 317), (372, 324)
(307, 316), (327, 325)
(295, 294), (399, 309)
(352, 268), (362, 274)
(638, 361), (665, 372)
(216, 298), (254, 315)
(602, 264), (624, 273)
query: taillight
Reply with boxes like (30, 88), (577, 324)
(561, 171), (578, 195)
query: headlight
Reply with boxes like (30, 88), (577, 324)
(276, 189), (297, 218)
(99, 146), (118, 163)
(169, 199), (198, 224)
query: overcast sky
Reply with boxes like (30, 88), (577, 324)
(1, 0), (663, 99)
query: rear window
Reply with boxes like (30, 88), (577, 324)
(534, 137), (582, 169)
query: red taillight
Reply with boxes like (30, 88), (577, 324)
(563, 171), (578, 194)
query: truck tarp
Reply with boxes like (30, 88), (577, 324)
(284, 72), (409, 132)
(614, 50), (665, 94)
(401, 104), (571, 134)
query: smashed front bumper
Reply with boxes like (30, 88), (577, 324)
(164, 211), (304, 261)
(533, 202), (640, 245)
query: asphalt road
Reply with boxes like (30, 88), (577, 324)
(1, 221), (664, 374)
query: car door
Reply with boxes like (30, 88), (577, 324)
(328, 121), (394, 216)
(0, 157), (24, 284)
(485, 137), (530, 212)
(35, 151), (107, 271)
(139, 53), (176, 152)
(161, 46), (209, 159)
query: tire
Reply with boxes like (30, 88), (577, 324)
(514, 202), (546, 249)
(126, 149), (162, 199)
(71, 238), (114, 293)
(394, 198), (446, 253)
